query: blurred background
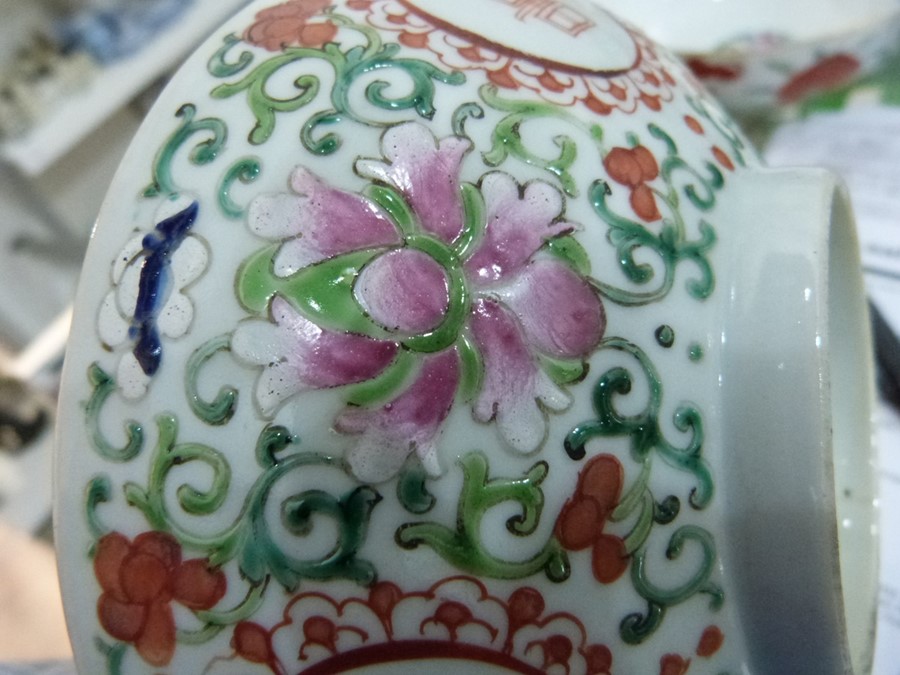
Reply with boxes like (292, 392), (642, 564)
(0, 0), (251, 665)
(0, 0), (898, 672)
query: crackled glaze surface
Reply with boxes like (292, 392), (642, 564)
(55, 1), (764, 673)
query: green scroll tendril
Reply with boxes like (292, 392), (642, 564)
(86, 474), (113, 543)
(144, 104), (227, 198)
(651, 124), (724, 210)
(95, 638), (126, 675)
(451, 101), (485, 138)
(687, 94), (752, 168)
(397, 451), (570, 582)
(185, 335), (238, 425)
(178, 580), (269, 645)
(480, 84), (596, 198)
(208, 33), (255, 78)
(123, 417), (381, 591)
(564, 339), (720, 643)
(210, 16), (465, 153)
(565, 337), (713, 510)
(85, 363), (144, 462)
(397, 458), (437, 515)
(219, 157), (262, 219)
(621, 525), (722, 644)
(589, 178), (717, 306)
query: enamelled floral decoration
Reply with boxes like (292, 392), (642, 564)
(93, 531), (226, 667)
(244, 0), (339, 50)
(351, 0), (679, 114)
(240, 0), (680, 115)
(232, 121), (605, 483)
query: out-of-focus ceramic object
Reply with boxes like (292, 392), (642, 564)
(54, 1), (878, 673)
(597, 0), (900, 117)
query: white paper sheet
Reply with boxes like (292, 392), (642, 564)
(766, 106), (900, 674)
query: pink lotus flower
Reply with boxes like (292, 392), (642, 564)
(234, 122), (605, 482)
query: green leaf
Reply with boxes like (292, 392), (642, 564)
(456, 332), (483, 402)
(237, 245), (390, 338)
(344, 349), (416, 406)
(453, 182), (485, 259)
(538, 354), (587, 386)
(236, 244), (282, 314)
(544, 235), (591, 276)
(279, 249), (387, 336)
(364, 184), (416, 236)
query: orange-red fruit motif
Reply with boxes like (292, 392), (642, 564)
(555, 454), (628, 584)
(696, 625), (725, 657)
(660, 653), (692, 675)
(244, 0), (338, 50)
(604, 146), (662, 222)
(94, 531), (226, 667)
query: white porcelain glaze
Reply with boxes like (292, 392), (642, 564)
(53, 1), (877, 673)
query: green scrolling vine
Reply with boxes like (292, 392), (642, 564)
(101, 406), (383, 591)
(142, 13), (465, 215)
(84, 363), (385, 666)
(397, 452), (570, 582)
(392, 339), (722, 645)
(566, 338), (721, 644)
(456, 84), (739, 306)
(208, 16), (465, 151)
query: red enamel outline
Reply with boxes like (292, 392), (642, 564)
(299, 639), (548, 674)
(397, 0), (642, 77)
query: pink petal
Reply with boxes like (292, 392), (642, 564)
(469, 299), (570, 453)
(356, 122), (471, 245)
(464, 174), (575, 286)
(233, 297), (399, 416)
(248, 168), (401, 275)
(354, 249), (450, 334)
(337, 349), (460, 482)
(499, 259), (605, 358)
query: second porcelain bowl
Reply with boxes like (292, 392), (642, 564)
(598, 0), (900, 115)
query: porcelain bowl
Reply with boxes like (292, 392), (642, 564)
(54, 1), (878, 673)
(597, 0), (900, 116)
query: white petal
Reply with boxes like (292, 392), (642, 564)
(273, 238), (326, 277)
(254, 360), (303, 417)
(416, 439), (443, 477)
(117, 352), (150, 400)
(115, 262), (142, 318)
(110, 235), (145, 283)
(97, 292), (130, 347)
(232, 319), (282, 366)
(354, 158), (392, 186)
(535, 370), (571, 412)
(346, 433), (412, 484)
(156, 292), (193, 339)
(170, 236), (208, 287)
(248, 192), (305, 240)
(496, 396), (547, 454)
